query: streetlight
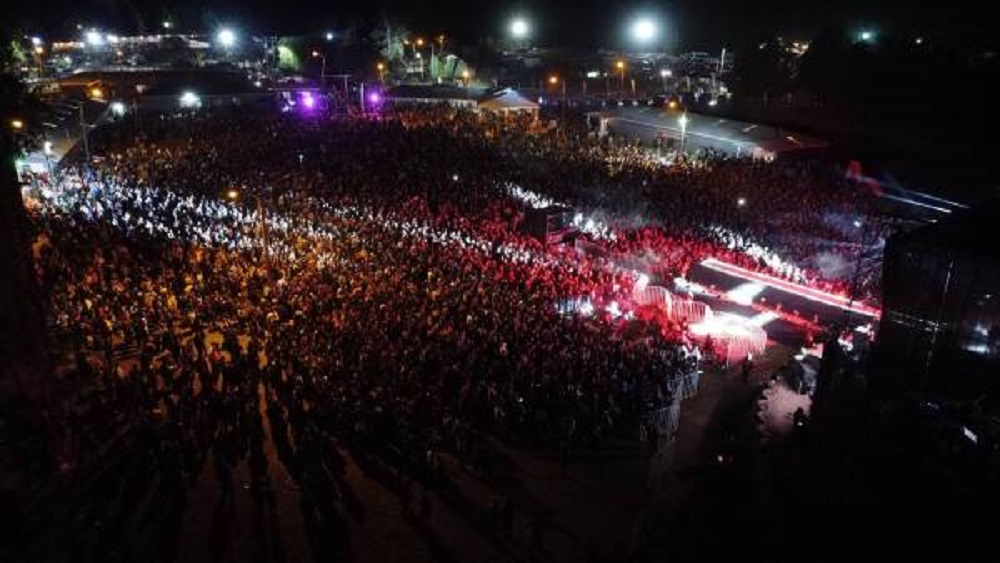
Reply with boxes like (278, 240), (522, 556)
(31, 36), (42, 47)
(179, 91), (201, 108)
(110, 101), (126, 116)
(615, 60), (626, 93)
(162, 21), (172, 30)
(461, 69), (470, 86)
(223, 187), (272, 261)
(737, 197), (746, 207)
(312, 50), (327, 86)
(412, 38), (438, 81)
(377, 62), (386, 83)
(10, 119), (24, 130)
(216, 28), (236, 49)
(325, 31), (334, 41)
(660, 68), (672, 90)
(678, 112), (689, 153)
(630, 17), (659, 45)
(85, 30), (104, 47)
(89, 87), (104, 100)
(549, 75), (567, 133)
(510, 17), (530, 40)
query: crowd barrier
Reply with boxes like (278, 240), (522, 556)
(633, 283), (768, 363)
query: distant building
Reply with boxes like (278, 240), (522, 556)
(384, 84), (479, 108)
(384, 86), (539, 116)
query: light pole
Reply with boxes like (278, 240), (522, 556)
(549, 75), (567, 132)
(78, 104), (91, 164)
(226, 188), (271, 264)
(678, 112), (689, 154)
(312, 51), (327, 87)
(660, 68), (672, 92)
(377, 62), (386, 84)
(615, 60), (626, 94)
(629, 16), (659, 47)
(43, 139), (54, 177)
(509, 17), (530, 48)
(216, 28), (236, 59)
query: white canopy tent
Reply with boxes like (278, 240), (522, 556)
(478, 88), (539, 116)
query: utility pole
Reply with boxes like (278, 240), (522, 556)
(79, 104), (91, 165)
(257, 194), (269, 264)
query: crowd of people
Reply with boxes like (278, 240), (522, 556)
(20, 107), (696, 560)
(17, 103), (888, 560)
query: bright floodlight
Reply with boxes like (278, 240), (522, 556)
(737, 197), (747, 207)
(678, 113), (689, 128)
(85, 30), (104, 46)
(162, 21), (173, 29)
(31, 37), (42, 46)
(631, 17), (658, 44)
(510, 17), (530, 39)
(110, 101), (126, 116)
(325, 31), (334, 41)
(660, 68), (672, 77)
(179, 91), (200, 108)
(859, 30), (874, 42)
(216, 28), (236, 48)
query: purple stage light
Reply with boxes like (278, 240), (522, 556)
(368, 92), (381, 104)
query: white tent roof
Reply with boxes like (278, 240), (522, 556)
(478, 88), (539, 111)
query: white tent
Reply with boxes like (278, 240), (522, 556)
(477, 88), (539, 115)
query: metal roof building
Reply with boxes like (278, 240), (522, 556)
(604, 106), (829, 160)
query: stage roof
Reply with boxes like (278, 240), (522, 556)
(605, 106), (829, 158)
(478, 88), (539, 112)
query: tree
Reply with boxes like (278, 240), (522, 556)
(369, 19), (409, 64)
(276, 40), (303, 73)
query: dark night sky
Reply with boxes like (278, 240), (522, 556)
(5, 0), (995, 51)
